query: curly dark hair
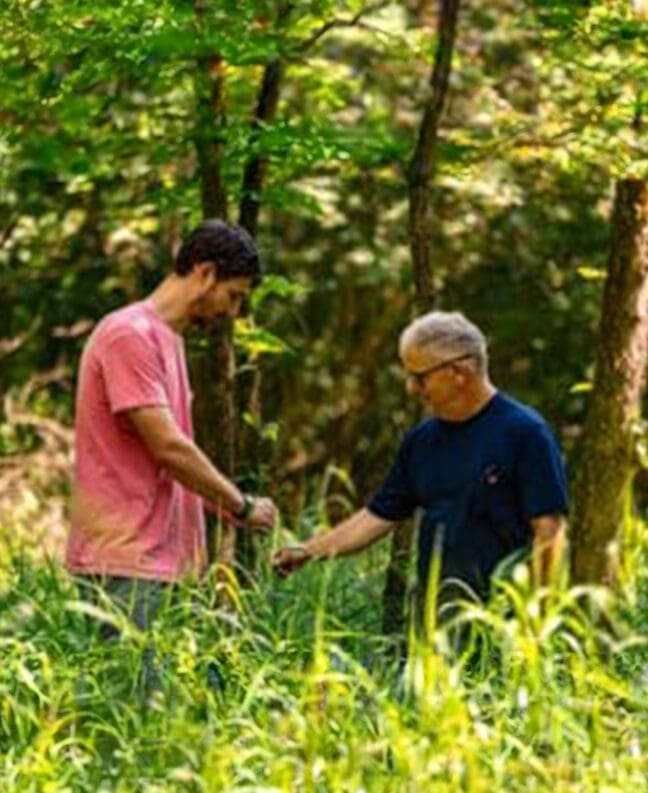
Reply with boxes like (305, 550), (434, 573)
(174, 219), (262, 285)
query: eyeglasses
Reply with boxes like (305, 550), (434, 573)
(405, 353), (474, 386)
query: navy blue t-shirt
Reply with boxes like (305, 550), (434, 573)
(368, 392), (568, 598)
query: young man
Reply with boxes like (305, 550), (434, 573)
(67, 220), (278, 631)
(273, 312), (568, 621)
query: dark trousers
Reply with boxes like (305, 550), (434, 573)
(412, 576), (485, 657)
(75, 575), (175, 696)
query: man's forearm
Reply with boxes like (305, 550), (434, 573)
(159, 436), (244, 514)
(303, 508), (393, 559)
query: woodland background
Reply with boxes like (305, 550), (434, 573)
(1, 3), (648, 790)
(2, 0), (647, 577)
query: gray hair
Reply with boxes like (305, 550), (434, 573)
(399, 311), (489, 376)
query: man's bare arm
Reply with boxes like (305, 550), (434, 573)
(126, 406), (276, 528)
(531, 514), (566, 587)
(273, 508), (393, 576)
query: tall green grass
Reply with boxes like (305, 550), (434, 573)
(1, 529), (647, 792)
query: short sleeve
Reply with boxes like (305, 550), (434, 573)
(367, 432), (418, 522)
(100, 331), (169, 414)
(516, 422), (569, 520)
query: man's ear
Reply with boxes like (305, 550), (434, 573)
(195, 261), (217, 294)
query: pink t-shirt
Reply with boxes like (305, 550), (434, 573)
(66, 300), (207, 581)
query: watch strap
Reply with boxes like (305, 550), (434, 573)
(234, 493), (255, 521)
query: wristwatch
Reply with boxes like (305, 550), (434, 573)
(234, 493), (255, 521)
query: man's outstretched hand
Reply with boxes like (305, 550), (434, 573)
(272, 545), (312, 578)
(272, 509), (390, 576)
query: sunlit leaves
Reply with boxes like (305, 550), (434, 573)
(235, 318), (292, 358)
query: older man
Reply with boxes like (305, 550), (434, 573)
(274, 311), (568, 618)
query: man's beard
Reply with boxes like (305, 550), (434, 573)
(190, 311), (209, 330)
(190, 309), (227, 331)
(188, 297), (217, 330)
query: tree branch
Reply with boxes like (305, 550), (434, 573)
(293, 0), (391, 55)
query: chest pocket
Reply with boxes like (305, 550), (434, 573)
(469, 464), (516, 531)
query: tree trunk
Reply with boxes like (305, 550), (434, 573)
(239, 58), (284, 237)
(236, 50), (285, 577)
(382, 0), (461, 636)
(571, 179), (648, 584)
(408, 0), (461, 312)
(194, 54), (228, 221)
(190, 319), (237, 562)
(191, 3), (288, 572)
(191, 4), (236, 566)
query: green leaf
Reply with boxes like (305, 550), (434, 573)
(234, 320), (291, 358)
(570, 382), (593, 394)
(577, 266), (606, 281)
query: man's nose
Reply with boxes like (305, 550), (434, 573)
(406, 378), (418, 397)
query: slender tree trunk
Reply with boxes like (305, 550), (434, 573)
(571, 179), (648, 584)
(239, 57), (284, 237)
(408, 0), (461, 311)
(191, 3), (290, 571)
(239, 2), (291, 237)
(236, 44), (286, 576)
(191, 2), (236, 566)
(190, 319), (237, 563)
(195, 55), (228, 220)
(382, 0), (461, 636)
